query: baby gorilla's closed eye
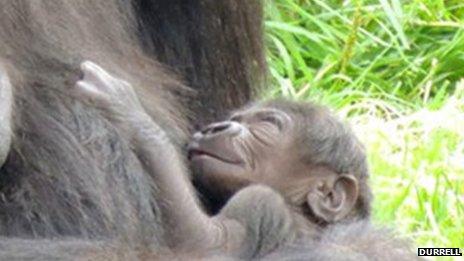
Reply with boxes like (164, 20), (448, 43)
(258, 114), (283, 129)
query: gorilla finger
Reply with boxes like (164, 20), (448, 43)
(80, 61), (114, 88)
(74, 81), (109, 105)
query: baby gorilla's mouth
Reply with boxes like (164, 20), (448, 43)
(188, 149), (237, 164)
(188, 149), (214, 160)
(187, 148), (241, 165)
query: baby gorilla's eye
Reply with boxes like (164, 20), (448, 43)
(260, 115), (282, 129)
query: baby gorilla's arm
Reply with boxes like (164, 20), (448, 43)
(220, 185), (297, 258)
(75, 61), (217, 249)
(74, 61), (296, 257)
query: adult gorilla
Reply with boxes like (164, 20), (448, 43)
(0, 0), (264, 258)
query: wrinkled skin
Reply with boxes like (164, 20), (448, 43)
(188, 107), (296, 186)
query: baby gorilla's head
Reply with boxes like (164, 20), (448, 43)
(188, 99), (371, 224)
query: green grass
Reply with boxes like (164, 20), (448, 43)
(264, 0), (464, 258)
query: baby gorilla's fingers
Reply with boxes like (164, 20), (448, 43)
(80, 61), (114, 90)
(74, 60), (149, 137)
(78, 61), (137, 102)
(74, 80), (124, 125)
(74, 80), (108, 104)
(74, 61), (120, 109)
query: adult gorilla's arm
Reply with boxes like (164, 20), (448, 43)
(0, 65), (13, 166)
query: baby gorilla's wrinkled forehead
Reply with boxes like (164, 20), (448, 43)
(249, 100), (368, 178)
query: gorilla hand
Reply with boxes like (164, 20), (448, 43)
(75, 61), (151, 136)
(75, 61), (172, 148)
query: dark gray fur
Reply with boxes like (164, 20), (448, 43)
(133, 0), (266, 126)
(0, 0), (184, 245)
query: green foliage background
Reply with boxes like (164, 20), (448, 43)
(264, 0), (464, 258)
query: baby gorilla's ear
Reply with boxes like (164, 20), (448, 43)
(306, 174), (359, 223)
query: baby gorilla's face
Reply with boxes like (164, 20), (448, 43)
(188, 104), (308, 195)
(189, 101), (362, 222)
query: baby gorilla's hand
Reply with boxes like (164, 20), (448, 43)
(75, 61), (149, 135)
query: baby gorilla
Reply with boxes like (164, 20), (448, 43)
(75, 61), (415, 260)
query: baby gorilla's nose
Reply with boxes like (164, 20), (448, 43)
(193, 121), (244, 141)
(201, 121), (231, 135)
